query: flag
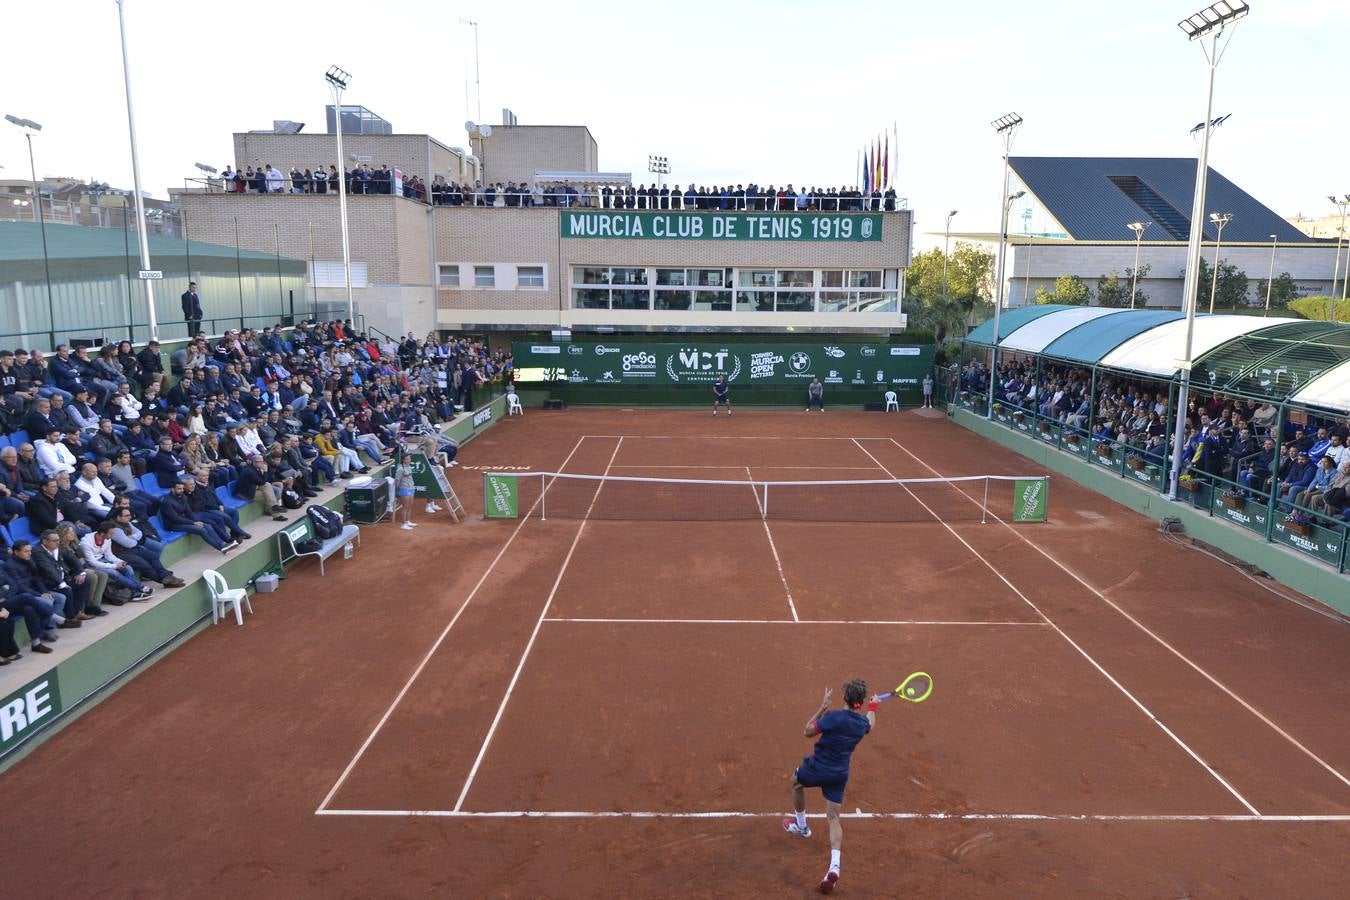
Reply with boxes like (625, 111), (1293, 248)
(862, 149), (870, 195)
(883, 132), (890, 189)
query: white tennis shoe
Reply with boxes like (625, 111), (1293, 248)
(781, 817), (811, 838)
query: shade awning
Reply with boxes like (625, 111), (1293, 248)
(999, 307), (1123, 355)
(1040, 309), (1185, 364)
(1288, 356), (1350, 411)
(1099, 316), (1300, 378)
(964, 304), (1072, 345)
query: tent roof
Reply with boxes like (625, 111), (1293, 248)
(964, 304), (1071, 345)
(998, 307), (1122, 355)
(1192, 321), (1350, 401)
(1040, 309), (1185, 364)
(1099, 315), (1301, 377)
(1290, 357), (1350, 412)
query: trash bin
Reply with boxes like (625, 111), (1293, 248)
(345, 475), (392, 524)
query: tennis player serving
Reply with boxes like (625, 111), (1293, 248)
(784, 678), (877, 894)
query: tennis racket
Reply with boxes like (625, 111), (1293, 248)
(874, 671), (933, 704)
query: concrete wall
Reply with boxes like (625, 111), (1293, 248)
(1003, 240), (1338, 308)
(227, 133), (470, 187)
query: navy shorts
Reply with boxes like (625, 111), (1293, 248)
(795, 756), (848, 804)
(714, 395), (729, 405)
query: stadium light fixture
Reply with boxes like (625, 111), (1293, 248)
(1167, 1), (1250, 503)
(194, 162), (217, 174)
(942, 210), (958, 304)
(326, 65), (355, 324)
(1206, 212), (1233, 313)
(987, 113), (1023, 420)
(5, 112), (55, 346)
(1190, 113), (1231, 135)
(1128, 221), (1151, 309)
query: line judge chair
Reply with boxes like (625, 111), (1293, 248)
(203, 568), (252, 626)
(884, 390), (899, 412)
(506, 389), (524, 416)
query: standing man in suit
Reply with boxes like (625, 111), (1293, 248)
(181, 281), (203, 337)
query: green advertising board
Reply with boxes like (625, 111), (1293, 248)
(1, 670), (63, 756)
(408, 452), (448, 501)
(485, 474), (519, 519)
(513, 341), (931, 390)
(1012, 478), (1048, 523)
(560, 210), (883, 242)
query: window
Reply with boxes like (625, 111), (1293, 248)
(518, 266), (545, 288)
(777, 270), (814, 288)
(474, 266), (495, 288)
(437, 265), (460, 287)
(312, 261), (369, 289)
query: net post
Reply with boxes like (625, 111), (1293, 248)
(481, 473), (487, 520)
(1044, 475), (1050, 523)
(762, 482), (769, 519)
(540, 473), (547, 521)
(982, 476), (990, 524)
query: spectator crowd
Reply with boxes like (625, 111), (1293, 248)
(952, 358), (1350, 528)
(0, 321), (512, 665)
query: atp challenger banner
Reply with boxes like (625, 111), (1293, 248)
(1013, 478), (1048, 523)
(513, 341), (933, 389)
(560, 210), (883, 242)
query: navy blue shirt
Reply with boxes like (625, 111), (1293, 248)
(713, 381), (728, 398)
(810, 709), (871, 775)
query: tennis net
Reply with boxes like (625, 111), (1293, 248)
(482, 472), (1049, 524)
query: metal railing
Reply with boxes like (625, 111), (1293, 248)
(940, 378), (1349, 574)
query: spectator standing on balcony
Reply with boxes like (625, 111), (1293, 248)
(265, 165), (284, 193)
(312, 166), (328, 194)
(290, 167), (305, 193)
(182, 282), (203, 337)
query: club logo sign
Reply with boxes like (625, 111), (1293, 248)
(666, 348), (742, 383)
(861, 219), (874, 238)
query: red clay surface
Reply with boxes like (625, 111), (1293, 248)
(6, 409), (1348, 899)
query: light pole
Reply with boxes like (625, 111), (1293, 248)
(115, 0), (161, 342)
(648, 155), (670, 190)
(1330, 195), (1348, 307)
(987, 113), (1022, 419)
(1167, 0), (1249, 503)
(1264, 233), (1277, 313)
(4, 114), (56, 347)
(942, 209), (957, 303)
(326, 65), (355, 325)
(1127, 221), (1150, 308)
(194, 162), (217, 192)
(1206, 212), (1232, 313)
(1333, 193), (1350, 321)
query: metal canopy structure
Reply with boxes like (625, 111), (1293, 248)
(962, 307), (1349, 414)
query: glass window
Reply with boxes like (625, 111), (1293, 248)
(612, 289), (651, 310)
(777, 270), (814, 288)
(848, 270), (882, 288)
(736, 291), (775, 312)
(656, 268), (687, 286)
(738, 269), (777, 288)
(689, 268), (729, 288)
(819, 291), (856, 313)
(693, 290), (732, 312)
(437, 265), (460, 287)
(654, 290), (692, 310)
(609, 267), (648, 286)
(573, 288), (610, 309)
(821, 270), (844, 289)
(775, 291), (815, 312)
(474, 266), (495, 288)
(576, 267), (611, 285)
(518, 266), (544, 288)
(884, 269), (899, 290)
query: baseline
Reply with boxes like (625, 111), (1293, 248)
(850, 438), (1261, 816)
(883, 436), (1350, 793)
(314, 435), (588, 813)
(316, 808), (1350, 822)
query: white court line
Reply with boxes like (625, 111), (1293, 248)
(610, 464), (879, 470)
(747, 465), (799, 622)
(583, 435), (861, 440)
(543, 618), (1047, 626)
(316, 808), (1350, 823)
(314, 435), (589, 814)
(849, 438), (1262, 817)
(453, 436), (625, 812)
(882, 436), (1350, 794)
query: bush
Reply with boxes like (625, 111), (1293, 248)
(1288, 296), (1350, 323)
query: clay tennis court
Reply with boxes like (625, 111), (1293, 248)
(7, 410), (1349, 898)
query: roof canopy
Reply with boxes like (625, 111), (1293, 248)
(964, 307), (1348, 413)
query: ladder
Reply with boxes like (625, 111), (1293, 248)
(429, 460), (466, 522)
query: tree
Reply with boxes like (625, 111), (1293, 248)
(1252, 272), (1298, 310)
(1288, 296), (1350, 323)
(1189, 257), (1251, 310)
(1096, 265), (1151, 308)
(1034, 274), (1092, 306)
(905, 242), (995, 305)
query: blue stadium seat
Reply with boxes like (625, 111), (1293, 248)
(217, 483), (251, 510)
(8, 516), (38, 545)
(0, 435), (10, 449)
(151, 513), (187, 544)
(139, 473), (169, 497)
(9, 429), (29, 448)
(0, 522), (12, 547)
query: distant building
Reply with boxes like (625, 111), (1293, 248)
(473, 124), (599, 185)
(942, 158), (1337, 309)
(325, 104), (392, 135)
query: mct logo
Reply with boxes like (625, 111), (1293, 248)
(593, 345), (622, 356)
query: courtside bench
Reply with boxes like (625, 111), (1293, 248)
(277, 513), (361, 575)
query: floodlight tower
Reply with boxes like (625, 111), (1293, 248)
(986, 112), (1022, 419)
(1127, 221), (1150, 308)
(326, 65), (355, 324)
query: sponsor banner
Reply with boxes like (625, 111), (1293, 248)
(513, 341), (932, 388)
(1271, 519), (1343, 566)
(1216, 499), (1268, 535)
(473, 405), (493, 428)
(408, 452), (449, 500)
(560, 210), (883, 242)
(484, 475), (519, 519)
(1, 671), (63, 756)
(1012, 478), (1047, 523)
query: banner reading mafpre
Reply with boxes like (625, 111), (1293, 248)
(513, 341), (932, 388)
(561, 210), (883, 242)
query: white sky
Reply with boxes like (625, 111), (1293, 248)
(2, 0), (1345, 249)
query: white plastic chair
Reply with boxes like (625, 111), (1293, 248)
(507, 390), (524, 416)
(884, 390), (899, 412)
(203, 568), (253, 626)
